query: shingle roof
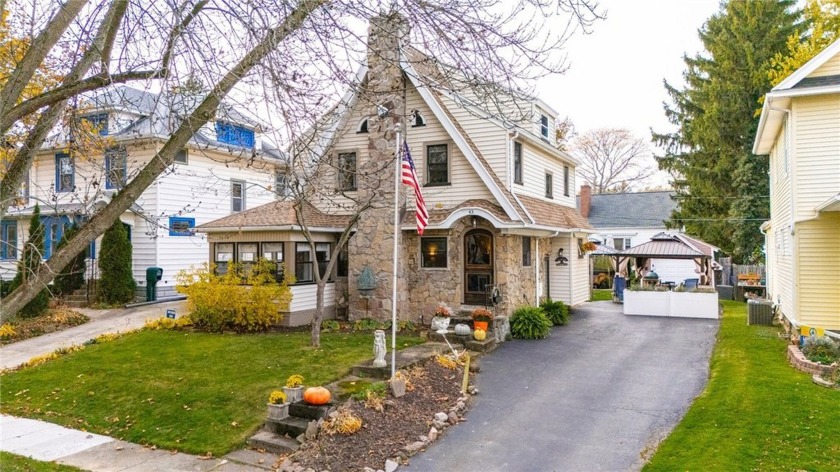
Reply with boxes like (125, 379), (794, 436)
(516, 194), (592, 230)
(578, 191), (677, 228)
(792, 74), (840, 89)
(616, 233), (705, 258)
(197, 200), (351, 231)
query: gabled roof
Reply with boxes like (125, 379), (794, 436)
(577, 191), (676, 229)
(197, 200), (351, 232)
(754, 38), (840, 154)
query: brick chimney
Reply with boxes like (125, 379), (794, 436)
(580, 184), (592, 218)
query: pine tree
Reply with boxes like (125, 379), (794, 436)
(9, 204), (49, 317)
(654, 1), (800, 263)
(98, 220), (136, 304)
(53, 224), (87, 296)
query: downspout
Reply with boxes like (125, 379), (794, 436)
(535, 237), (539, 302)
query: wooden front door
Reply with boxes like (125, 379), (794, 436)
(464, 229), (493, 305)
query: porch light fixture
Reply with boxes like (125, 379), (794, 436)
(471, 217), (476, 227)
(377, 104), (389, 118)
(555, 248), (568, 266)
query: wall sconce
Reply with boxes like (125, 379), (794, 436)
(471, 217), (477, 228)
(555, 248), (568, 266)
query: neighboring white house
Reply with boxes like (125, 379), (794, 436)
(753, 38), (840, 330)
(1, 86), (285, 300)
(197, 15), (594, 325)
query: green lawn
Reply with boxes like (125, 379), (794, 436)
(644, 301), (840, 471)
(590, 289), (613, 301)
(0, 452), (83, 471)
(0, 330), (423, 455)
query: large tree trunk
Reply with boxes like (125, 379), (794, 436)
(0, 0), (326, 321)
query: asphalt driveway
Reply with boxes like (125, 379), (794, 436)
(407, 301), (719, 472)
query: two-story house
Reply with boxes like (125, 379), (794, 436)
(1, 85), (285, 300)
(754, 38), (840, 330)
(197, 14), (593, 325)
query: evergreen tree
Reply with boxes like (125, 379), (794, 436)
(53, 224), (87, 296)
(98, 220), (136, 304)
(654, 1), (800, 262)
(9, 204), (49, 317)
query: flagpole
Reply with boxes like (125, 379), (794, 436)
(391, 130), (401, 379)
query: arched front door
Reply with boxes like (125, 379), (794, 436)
(464, 229), (493, 305)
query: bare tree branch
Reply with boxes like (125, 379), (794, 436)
(572, 128), (653, 193)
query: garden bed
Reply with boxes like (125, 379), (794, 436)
(787, 344), (838, 376)
(0, 308), (89, 345)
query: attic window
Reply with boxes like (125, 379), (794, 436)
(174, 149), (188, 164)
(412, 110), (425, 127)
(82, 113), (109, 136)
(540, 115), (549, 139)
(357, 118), (369, 133)
(216, 121), (255, 148)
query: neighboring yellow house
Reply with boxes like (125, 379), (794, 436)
(754, 38), (840, 330)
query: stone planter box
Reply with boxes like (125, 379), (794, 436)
(624, 290), (719, 319)
(283, 386), (304, 403)
(788, 345), (839, 376)
(267, 402), (289, 421)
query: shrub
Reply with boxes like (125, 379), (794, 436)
(9, 204), (49, 317)
(98, 220), (136, 304)
(176, 260), (292, 332)
(353, 318), (381, 331)
(350, 381), (387, 401)
(510, 305), (551, 339)
(268, 390), (287, 404)
(53, 224), (87, 296)
(802, 337), (840, 365)
(285, 374), (304, 388)
(321, 320), (341, 332)
(540, 299), (569, 326)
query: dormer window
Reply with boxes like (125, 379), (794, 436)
(82, 112), (109, 136)
(540, 115), (549, 140)
(216, 121), (255, 148)
(357, 118), (369, 133)
(412, 110), (425, 127)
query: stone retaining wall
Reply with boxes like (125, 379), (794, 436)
(787, 345), (839, 376)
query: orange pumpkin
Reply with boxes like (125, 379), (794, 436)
(303, 386), (331, 405)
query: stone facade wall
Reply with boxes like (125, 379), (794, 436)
(403, 216), (536, 321)
(347, 13), (410, 321)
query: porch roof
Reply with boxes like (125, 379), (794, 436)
(196, 200), (351, 232)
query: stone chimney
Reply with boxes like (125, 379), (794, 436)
(347, 12), (410, 321)
(580, 184), (592, 218)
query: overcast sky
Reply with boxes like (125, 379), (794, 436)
(538, 0), (722, 188)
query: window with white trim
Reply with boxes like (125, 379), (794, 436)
(105, 146), (127, 189)
(540, 115), (549, 139)
(513, 142), (523, 185)
(275, 169), (291, 197)
(613, 237), (631, 250)
(55, 153), (74, 192)
(545, 172), (553, 199)
(231, 180), (246, 212)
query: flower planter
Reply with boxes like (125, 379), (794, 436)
(267, 402), (289, 421)
(283, 386), (304, 403)
(623, 290), (719, 319)
(473, 320), (489, 331)
(431, 316), (450, 331)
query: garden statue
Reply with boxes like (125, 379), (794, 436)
(373, 330), (387, 367)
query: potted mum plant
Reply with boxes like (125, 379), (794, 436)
(267, 390), (288, 420)
(471, 308), (493, 332)
(431, 303), (452, 331)
(283, 374), (305, 403)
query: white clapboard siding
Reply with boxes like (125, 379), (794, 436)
(767, 128), (795, 318)
(437, 93), (509, 182)
(796, 214), (840, 329)
(793, 95), (840, 220)
(809, 51), (840, 77)
(547, 236), (573, 304)
(516, 143), (576, 209)
(289, 283), (336, 312)
(152, 148), (276, 287)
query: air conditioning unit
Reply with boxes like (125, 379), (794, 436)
(747, 299), (774, 326)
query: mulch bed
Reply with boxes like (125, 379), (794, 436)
(291, 358), (471, 471)
(0, 308), (89, 345)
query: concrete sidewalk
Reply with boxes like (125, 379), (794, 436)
(0, 300), (187, 370)
(1, 414), (280, 471)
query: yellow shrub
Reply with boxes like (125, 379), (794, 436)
(0, 323), (16, 339)
(176, 260), (293, 332)
(144, 316), (193, 330)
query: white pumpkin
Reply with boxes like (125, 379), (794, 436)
(454, 323), (470, 336)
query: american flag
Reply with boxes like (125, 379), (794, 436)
(401, 141), (428, 234)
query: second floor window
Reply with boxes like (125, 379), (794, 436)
(1, 220), (17, 260)
(427, 144), (449, 185)
(216, 121), (255, 148)
(338, 152), (357, 191)
(82, 112), (109, 136)
(613, 237), (631, 250)
(275, 169), (291, 197)
(231, 180), (246, 212)
(514, 142), (523, 184)
(540, 115), (549, 139)
(564, 165), (570, 197)
(545, 172), (553, 199)
(105, 147), (127, 189)
(55, 153), (74, 192)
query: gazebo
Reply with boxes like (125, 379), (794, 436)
(612, 233), (716, 287)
